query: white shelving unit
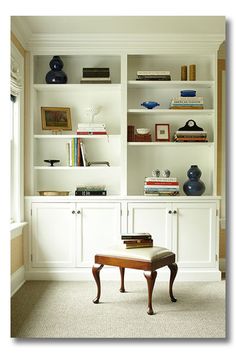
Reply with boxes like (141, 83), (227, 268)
(23, 33), (224, 281)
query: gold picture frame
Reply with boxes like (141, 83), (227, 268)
(41, 107), (72, 131)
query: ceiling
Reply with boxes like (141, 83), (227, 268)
(12, 16), (225, 35)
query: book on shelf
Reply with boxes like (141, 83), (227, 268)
(136, 75), (171, 81)
(77, 131), (107, 135)
(145, 177), (177, 182)
(121, 233), (152, 240)
(88, 161), (110, 167)
(80, 141), (88, 166)
(75, 190), (107, 196)
(137, 71), (170, 76)
(145, 181), (179, 186)
(83, 68), (110, 78)
(144, 191), (179, 196)
(80, 78), (111, 84)
(123, 239), (153, 245)
(134, 133), (152, 142)
(67, 137), (81, 167)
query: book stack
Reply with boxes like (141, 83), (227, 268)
(136, 71), (171, 81)
(144, 177), (180, 196)
(77, 123), (107, 136)
(134, 133), (152, 142)
(66, 138), (82, 167)
(174, 130), (208, 142)
(80, 68), (111, 84)
(121, 233), (153, 249)
(170, 96), (204, 109)
(75, 185), (107, 196)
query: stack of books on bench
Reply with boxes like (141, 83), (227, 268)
(121, 233), (153, 249)
(136, 71), (171, 81)
(80, 68), (111, 84)
(144, 177), (180, 196)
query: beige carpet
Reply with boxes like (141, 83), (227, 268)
(11, 280), (226, 338)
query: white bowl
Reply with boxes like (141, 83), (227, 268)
(137, 128), (150, 135)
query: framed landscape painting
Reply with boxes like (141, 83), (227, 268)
(41, 107), (72, 131)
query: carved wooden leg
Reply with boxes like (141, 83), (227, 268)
(144, 270), (157, 315)
(119, 267), (125, 292)
(168, 263), (178, 302)
(92, 264), (104, 304)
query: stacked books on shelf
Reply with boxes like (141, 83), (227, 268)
(136, 70), (171, 81)
(75, 185), (107, 196)
(66, 138), (82, 167)
(174, 130), (208, 142)
(80, 68), (111, 84)
(121, 233), (153, 249)
(77, 123), (107, 136)
(170, 96), (204, 109)
(144, 177), (180, 196)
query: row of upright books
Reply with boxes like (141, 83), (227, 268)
(136, 70), (171, 81)
(66, 138), (84, 166)
(144, 177), (180, 196)
(174, 130), (208, 142)
(170, 96), (204, 109)
(80, 67), (111, 84)
(121, 233), (153, 249)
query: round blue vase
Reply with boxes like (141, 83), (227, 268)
(183, 165), (205, 196)
(45, 56), (68, 84)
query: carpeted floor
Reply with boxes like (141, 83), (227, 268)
(11, 280), (226, 339)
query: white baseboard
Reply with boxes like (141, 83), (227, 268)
(11, 266), (25, 296)
(25, 267), (221, 282)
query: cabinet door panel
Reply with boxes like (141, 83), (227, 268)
(173, 203), (216, 267)
(32, 203), (76, 267)
(128, 203), (172, 249)
(78, 203), (121, 265)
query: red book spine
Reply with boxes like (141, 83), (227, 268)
(145, 181), (179, 186)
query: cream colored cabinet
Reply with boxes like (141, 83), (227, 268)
(128, 201), (218, 269)
(31, 202), (121, 268)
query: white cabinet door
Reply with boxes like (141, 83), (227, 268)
(77, 203), (121, 266)
(172, 202), (217, 268)
(127, 203), (172, 249)
(31, 203), (76, 267)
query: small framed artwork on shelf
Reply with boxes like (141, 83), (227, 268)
(155, 124), (170, 142)
(41, 107), (72, 131)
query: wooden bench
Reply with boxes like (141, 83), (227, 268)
(92, 245), (178, 315)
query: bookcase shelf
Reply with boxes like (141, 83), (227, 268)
(26, 49), (219, 198)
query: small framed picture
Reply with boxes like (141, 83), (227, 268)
(155, 124), (170, 142)
(41, 107), (72, 131)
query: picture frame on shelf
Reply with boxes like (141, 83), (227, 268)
(41, 107), (72, 131)
(155, 124), (170, 142)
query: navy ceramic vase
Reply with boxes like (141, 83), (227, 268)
(183, 165), (205, 196)
(45, 56), (68, 84)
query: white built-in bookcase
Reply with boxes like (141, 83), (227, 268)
(27, 42), (221, 198)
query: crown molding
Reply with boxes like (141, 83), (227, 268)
(11, 17), (32, 49)
(25, 33), (225, 53)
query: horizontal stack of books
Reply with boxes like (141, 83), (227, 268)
(75, 185), (107, 196)
(144, 177), (180, 196)
(174, 130), (208, 142)
(80, 68), (111, 84)
(170, 96), (204, 109)
(136, 70), (171, 81)
(121, 233), (153, 249)
(77, 123), (107, 135)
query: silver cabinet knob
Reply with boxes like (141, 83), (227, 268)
(77, 210), (81, 214)
(72, 210), (76, 214)
(168, 210), (172, 214)
(173, 210), (177, 214)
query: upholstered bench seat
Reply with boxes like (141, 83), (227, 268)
(92, 245), (178, 315)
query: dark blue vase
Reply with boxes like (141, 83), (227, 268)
(45, 56), (68, 84)
(183, 165), (205, 196)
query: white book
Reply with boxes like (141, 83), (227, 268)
(137, 71), (170, 76)
(145, 177), (177, 182)
(78, 123), (106, 128)
(171, 97), (204, 104)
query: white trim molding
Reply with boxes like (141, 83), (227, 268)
(11, 265), (25, 296)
